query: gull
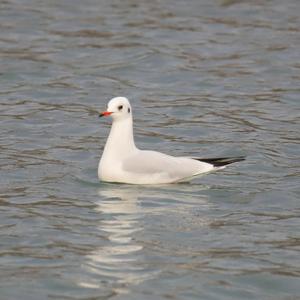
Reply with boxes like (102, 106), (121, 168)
(98, 97), (245, 184)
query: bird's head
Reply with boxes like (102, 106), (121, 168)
(99, 97), (132, 122)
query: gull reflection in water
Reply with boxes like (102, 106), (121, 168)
(79, 185), (157, 293)
(79, 183), (210, 294)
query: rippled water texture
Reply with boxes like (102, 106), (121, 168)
(0, 0), (299, 299)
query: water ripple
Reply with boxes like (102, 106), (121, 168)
(0, 0), (299, 299)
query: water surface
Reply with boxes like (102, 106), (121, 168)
(0, 0), (299, 299)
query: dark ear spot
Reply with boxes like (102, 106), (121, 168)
(128, 108), (131, 113)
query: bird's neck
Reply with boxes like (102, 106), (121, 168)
(102, 117), (137, 161)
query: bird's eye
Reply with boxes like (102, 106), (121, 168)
(118, 105), (123, 111)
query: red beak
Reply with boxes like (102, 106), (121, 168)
(99, 111), (112, 118)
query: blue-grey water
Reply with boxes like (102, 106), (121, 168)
(0, 0), (299, 299)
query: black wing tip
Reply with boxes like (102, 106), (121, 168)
(195, 156), (246, 167)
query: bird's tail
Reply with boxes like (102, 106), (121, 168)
(194, 156), (246, 167)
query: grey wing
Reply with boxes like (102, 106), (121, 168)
(122, 150), (213, 180)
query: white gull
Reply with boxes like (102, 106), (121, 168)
(98, 97), (244, 184)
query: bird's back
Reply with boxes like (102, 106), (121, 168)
(120, 150), (214, 184)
